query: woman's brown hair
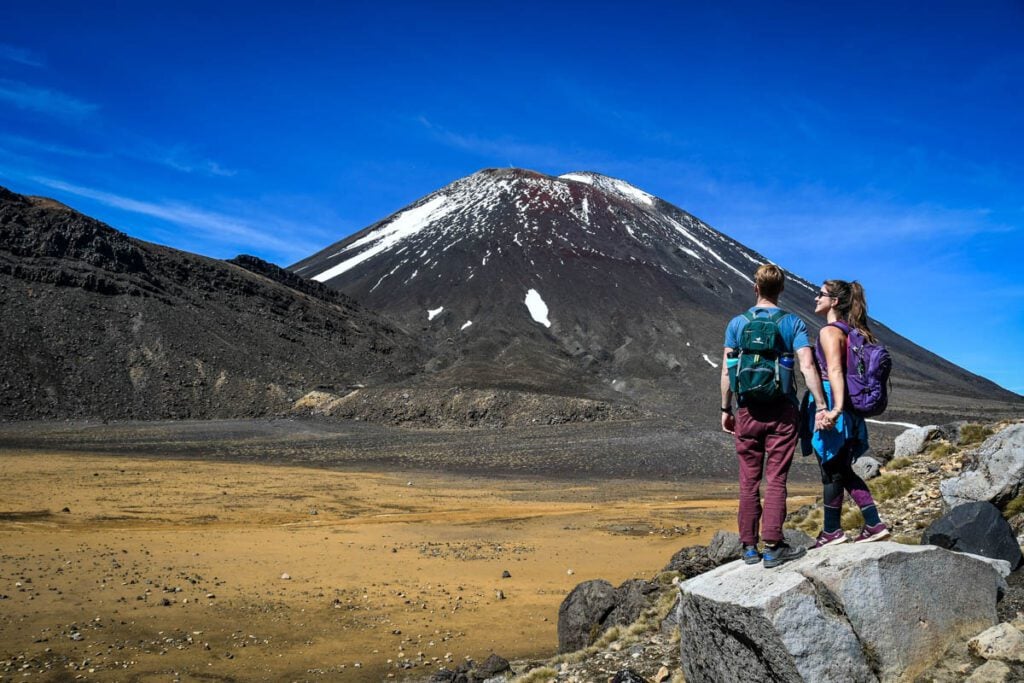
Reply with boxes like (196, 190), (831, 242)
(824, 279), (877, 343)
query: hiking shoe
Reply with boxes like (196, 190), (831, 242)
(812, 528), (848, 549)
(762, 542), (807, 568)
(742, 545), (762, 564)
(854, 522), (890, 543)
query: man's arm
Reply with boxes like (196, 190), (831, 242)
(721, 347), (735, 434)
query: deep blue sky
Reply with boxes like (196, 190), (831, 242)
(2, 2), (1022, 394)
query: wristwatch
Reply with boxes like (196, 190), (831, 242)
(721, 406), (733, 414)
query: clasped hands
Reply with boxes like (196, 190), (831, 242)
(815, 408), (839, 431)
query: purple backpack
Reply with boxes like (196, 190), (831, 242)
(831, 322), (892, 417)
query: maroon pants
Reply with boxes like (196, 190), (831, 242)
(733, 401), (799, 546)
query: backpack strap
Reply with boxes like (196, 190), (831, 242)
(743, 308), (788, 323)
(829, 321), (852, 335)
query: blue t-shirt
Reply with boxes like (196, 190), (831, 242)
(724, 307), (810, 404)
(724, 307), (810, 352)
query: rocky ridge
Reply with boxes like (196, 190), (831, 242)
(0, 186), (423, 420)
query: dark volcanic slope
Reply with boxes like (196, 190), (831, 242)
(0, 187), (422, 420)
(292, 168), (1021, 424)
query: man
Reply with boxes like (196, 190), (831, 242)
(721, 264), (827, 568)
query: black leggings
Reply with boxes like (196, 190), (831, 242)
(819, 446), (875, 511)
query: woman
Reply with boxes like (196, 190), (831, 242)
(805, 279), (889, 547)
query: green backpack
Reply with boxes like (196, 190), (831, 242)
(732, 310), (794, 403)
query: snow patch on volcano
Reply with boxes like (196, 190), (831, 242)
(524, 289), (551, 327)
(313, 195), (454, 282)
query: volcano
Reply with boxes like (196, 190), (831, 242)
(292, 168), (1021, 425)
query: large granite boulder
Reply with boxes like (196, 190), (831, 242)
(941, 424), (1024, 509)
(677, 542), (1010, 682)
(893, 425), (942, 457)
(921, 501), (1023, 570)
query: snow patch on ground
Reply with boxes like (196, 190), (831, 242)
(524, 289), (551, 327)
(460, 320), (473, 330)
(702, 353), (719, 368)
(427, 307), (443, 321)
(866, 418), (921, 429)
(560, 173), (594, 185)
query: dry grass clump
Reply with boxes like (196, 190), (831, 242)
(926, 441), (953, 460)
(868, 473), (914, 502)
(840, 506), (864, 531)
(786, 506), (823, 536)
(1003, 494), (1024, 520)
(514, 666), (558, 683)
(891, 533), (921, 545)
(886, 456), (913, 470)
(959, 424), (994, 447)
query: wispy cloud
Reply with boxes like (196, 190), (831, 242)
(0, 43), (44, 68)
(0, 134), (106, 159)
(156, 154), (238, 178)
(417, 116), (596, 169)
(0, 79), (98, 119)
(30, 176), (320, 261)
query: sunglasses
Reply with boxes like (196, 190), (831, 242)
(815, 291), (835, 299)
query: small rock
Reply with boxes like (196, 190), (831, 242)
(567, 569), (574, 575)
(501, 570), (511, 578)
(495, 590), (505, 600)
(967, 660), (1012, 682)
(61, 507), (70, 513)
(280, 573), (291, 580)
(654, 665), (670, 682)
(969, 622), (1024, 662)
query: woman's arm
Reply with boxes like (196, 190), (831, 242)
(820, 325), (846, 416)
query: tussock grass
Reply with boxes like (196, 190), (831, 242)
(926, 441), (953, 460)
(786, 507), (823, 536)
(868, 473), (914, 502)
(960, 424), (994, 447)
(514, 666), (557, 683)
(886, 456), (913, 470)
(1003, 494), (1024, 520)
(841, 506), (865, 532)
(891, 533), (921, 545)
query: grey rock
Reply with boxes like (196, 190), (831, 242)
(610, 670), (649, 683)
(557, 579), (616, 652)
(677, 542), (1004, 682)
(922, 501), (1023, 570)
(941, 420), (971, 446)
(968, 623), (1024, 662)
(940, 424), (1024, 509)
(852, 455), (882, 481)
(783, 528), (814, 550)
(477, 653), (511, 677)
(607, 578), (659, 628)
(894, 425), (942, 457)
(967, 660), (1012, 683)
(662, 544), (714, 578)
(706, 530), (743, 564)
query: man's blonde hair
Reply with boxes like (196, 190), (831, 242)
(754, 264), (785, 300)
